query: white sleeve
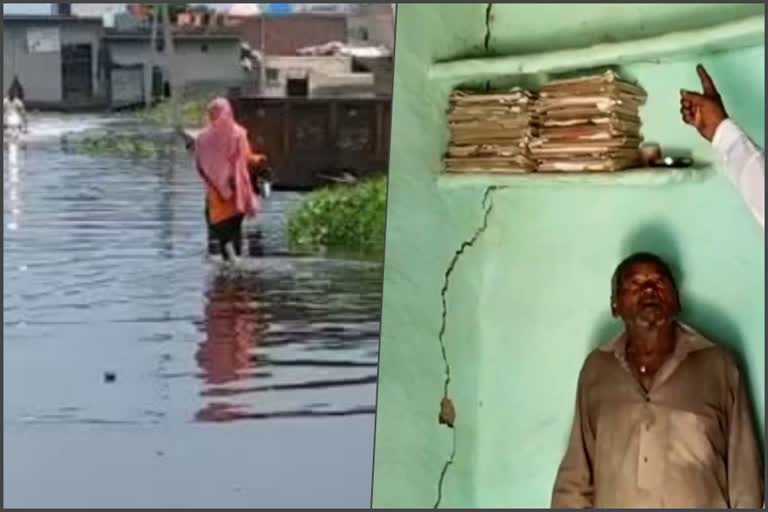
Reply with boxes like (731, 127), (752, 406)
(712, 119), (765, 231)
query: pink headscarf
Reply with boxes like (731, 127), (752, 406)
(194, 98), (257, 216)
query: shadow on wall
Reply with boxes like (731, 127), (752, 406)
(589, 221), (761, 445)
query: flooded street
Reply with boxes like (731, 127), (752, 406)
(3, 115), (382, 507)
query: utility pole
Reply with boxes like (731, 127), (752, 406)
(144, 4), (158, 109)
(162, 4), (181, 128)
(259, 14), (266, 92)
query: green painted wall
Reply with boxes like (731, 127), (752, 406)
(373, 4), (764, 508)
(487, 3), (764, 56)
(371, 5), (489, 507)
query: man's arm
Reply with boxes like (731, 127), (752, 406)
(712, 119), (765, 230)
(680, 65), (765, 231)
(726, 363), (763, 508)
(551, 370), (595, 508)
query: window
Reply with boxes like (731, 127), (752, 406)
(265, 68), (279, 85)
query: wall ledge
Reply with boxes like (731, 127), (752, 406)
(428, 16), (764, 87)
(437, 166), (716, 189)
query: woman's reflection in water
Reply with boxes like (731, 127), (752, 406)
(6, 141), (22, 232)
(195, 272), (266, 422)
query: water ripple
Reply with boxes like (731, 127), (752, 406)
(4, 116), (382, 427)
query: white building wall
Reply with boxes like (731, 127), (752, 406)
(262, 54), (351, 96)
(3, 29), (14, 95)
(107, 37), (249, 102)
(71, 4), (126, 28)
(3, 21), (104, 104)
(173, 40), (247, 86)
(3, 24), (63, 103)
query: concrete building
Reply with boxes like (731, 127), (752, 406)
(104, 30), (251, 105)
(353, 55), (394, 98)
(261, 54), (353, 96)
(3, 14), (251, 110)
(258, 52), (393, 98)
(69, 4), (127, 28)
(3, 15), (107, 109)
(348, 4), (395, 49)
(235, 14), (348, 56)
(226, 4), (263, 18)
(292, 4), (355, 15)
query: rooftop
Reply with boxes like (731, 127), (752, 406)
(103, 29), (241, 42)
(236, 12), (348, 21)
(2, 14), (104, 24)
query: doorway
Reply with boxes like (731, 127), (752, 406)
(61, 43), (93, 102)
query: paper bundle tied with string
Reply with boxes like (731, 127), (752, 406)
(530, 70), (647, 172)
(444, 88), (538, 173)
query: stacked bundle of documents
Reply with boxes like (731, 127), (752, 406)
(444, 88), (538, 173)
(530, 71), (647, 172)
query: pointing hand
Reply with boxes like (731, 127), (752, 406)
(680, 64), (728, 142)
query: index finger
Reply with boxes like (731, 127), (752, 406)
(697, 64), (718, 97)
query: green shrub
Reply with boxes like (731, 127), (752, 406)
(287, 177), (388, 258)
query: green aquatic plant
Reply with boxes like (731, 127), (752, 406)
(287, 177), (388, 258)
(67, 133), (175, 160)
(140, 95), (211, 128)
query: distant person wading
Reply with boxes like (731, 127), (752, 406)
(4, 76), (28, 138)
(187, 98), (266, 262)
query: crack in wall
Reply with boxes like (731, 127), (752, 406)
(433, 428), (456, 508)
(484, 3), (494, 53)
(434, 8), (497, 507)
(484, 3), (494, 92)
(434, 185), (502, 508)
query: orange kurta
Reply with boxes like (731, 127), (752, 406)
(205, 141), (267, 226)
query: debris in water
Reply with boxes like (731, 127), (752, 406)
(439, 397), (456, 428)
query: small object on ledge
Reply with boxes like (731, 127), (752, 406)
(650, 156), (694, 168)
(640, 143), (662, 166)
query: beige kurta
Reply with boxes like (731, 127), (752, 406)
(552, 323), (763, 509)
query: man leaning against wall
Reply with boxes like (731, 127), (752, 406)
(551, 253), (763, 509)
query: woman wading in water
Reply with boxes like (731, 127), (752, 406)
(183, 98), (266, 262)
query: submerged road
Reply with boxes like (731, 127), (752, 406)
(3, 115), (382, 508)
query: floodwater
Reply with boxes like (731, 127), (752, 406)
(3, 115), (383, 508)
